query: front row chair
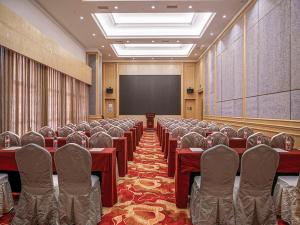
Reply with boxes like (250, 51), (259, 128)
(273, 175), (300, 225)
(21, 131), (45, 147)
(0, 131), (21, 147)
(54, 144), (101, 224)
(190, 145), (239, 225)
(180, 132), (207, 149)
(0, 173), (14, 217)
(234, 145), (279, 225)
(12, 144), (58, 225)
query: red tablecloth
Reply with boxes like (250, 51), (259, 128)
(130, 128), (137, 152)
(175, 148), (300, 208)
(113, 137), (128, 177)
(164, 132), (170, 159)
(0, 147), (117, 207)
(167, 138), (247, 177)
(124, 131), (133, 161)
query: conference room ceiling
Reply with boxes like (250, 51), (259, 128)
(33, 0), (250, 61)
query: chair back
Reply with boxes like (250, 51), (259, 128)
(58, 126), (74, 137)
(0, 131), (21, 147)
(103, 123), (114, 131)
(65, 123), (76, 130)
(209, 132), (229, 147)
(76, 123), (91, 132)
(21, 131), (45, 147)
(66, 132), (88, 146)
(16, 144), (54, 194)
(200, 145), (239, 196)
(237, 126), (254, 138)
(189, 127), (206, 137)
(220, 126), (237, 138)
(271, 132), (295, 150)
(89, 120), (100, 128)
(119, 123), (130, 131)
(107, 126), (124, 137)
(171, 127), (188, 138)
(181, 132), (207, 149)
(99, 120), (108, 126)
(89, 132), (113, 148)
(90, 126), (107, 136)
(54, 143), (92, 194)
(39, 126), (55, 137)
(239, 144), (279, 194)
(207, 124), (220, 132)
(246, 132), (270, 149)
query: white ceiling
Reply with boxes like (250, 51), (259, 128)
(33, 0), (250, 61)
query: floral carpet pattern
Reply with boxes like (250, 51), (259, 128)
(0, 130), (289, 225)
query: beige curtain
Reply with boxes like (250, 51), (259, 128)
(0, 46), (89, 135)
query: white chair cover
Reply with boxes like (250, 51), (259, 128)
(21, 131), (45, 147)
(39, 126), (55, 137)
(234, 144), (279, 225)
(209, 132), (229, 147)
(58, 126), (74, 137)
(76, 123), (91, 132)
(237, 126), (254, 139)
(54, 144), (101, 225)
(206, 124), (220, 132)
(190, 145), (239, 225)
(66, 132), (88, 146)
(246, 132), (270, 149)
(91, 126), (107, 136)
(171, 127), (188, 138)
(89, 120), (100, 128)
(89, 132), (113, 148)
(0, 173), (14, 217)
(65, 123), (76, 130)
(107, 126), (124, 137)
(119, 123), (130, 131)
(220, 127), (237, 138)
(99, 120), (109, 126)
(12, 144), (58, 225)
(189, 127), (206, 137)
(181, 132), (207, 149)
(271, 132), (295, 150)
(0, 131), (21, 147)
(103, 123), (114, 131)
(273, 175), (300, 224)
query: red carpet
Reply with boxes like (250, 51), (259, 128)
(0, 130), (290, 224)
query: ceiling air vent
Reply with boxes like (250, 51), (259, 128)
(166, 5), (178, 9)
(97, 6), (109, 10)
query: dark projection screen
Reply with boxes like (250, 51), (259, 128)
(119, 75), (181, 115)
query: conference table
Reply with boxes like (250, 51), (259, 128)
(0, 147), (117, 207)
(167, 136), (247, 177)
(175, 147), (300, 208)
(45, 136), (128, 177)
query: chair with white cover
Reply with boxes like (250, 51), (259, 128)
(246, 132), (270, 149)
(208, 132), (229, 147)
(66, 132), (88, 147)
(181, 132), (207, 149)
(107, 126), (124, 138)
(65, 123), (76, 130)
(76, 123), (91, 132)
(190, 145), (239, 225)
(89, 132), (113, 148)
(234, 144), (279, 225)
(237, 126), (254, 139)
(11, 144), (58, 225)
(170, 127), (188, 139)
(39, 126), (55, 137)
(57, 126), (74, 137)
(206, 124), (220, 132)
(220, 127), (237, 138)
(54, 144), (101, 225)
(103, 123), (114, 131)
(119, 123), (130, 132)
(0, 174), (14, 217)
(91, 126), (107, 136)
(273, 175), (300, 224)
(99, 120), (108, 126)
(271, 132), (295, 150)
(0, 131), (21, 147)
(189, 127), (206, 137)
(89, 120), (100, 128)
(21, 131), (45, 147)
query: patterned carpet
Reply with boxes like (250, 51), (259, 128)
(0, 130), (289, 224)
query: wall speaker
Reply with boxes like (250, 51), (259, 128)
(106, 87), (113, 94)
(187, 87), (194, 94)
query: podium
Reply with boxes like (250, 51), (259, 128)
(146, 113), (155, 129)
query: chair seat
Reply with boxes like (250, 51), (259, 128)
(0, 173), (9, 184)
(277, 176), (298, 187)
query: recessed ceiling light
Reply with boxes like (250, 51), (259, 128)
(152, 57), (154, 60)
(114, 6), (118, 10)
(201, 44), (205, 48)
(126, 40), (130, 43)
(176, 40), (180, 43)
(152, 40), (155, 43)
(101, 45), (105, 48)
(171, 57), (174, 60)
(194, 53), (198, 56)
(222, 14), (227, 18)
(210, 32), (214, 36)
(132, 57), (135, 60)
(80, 16), (84, 20)
(189, 5), (193, 9)
(108, 54), (111, 56)
(151, 5), (155, 9)
(92, 33), (96, 37)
